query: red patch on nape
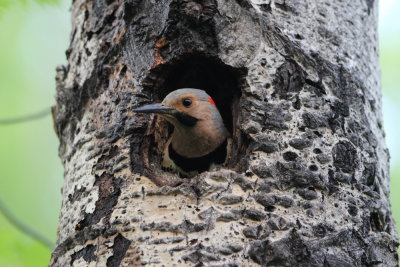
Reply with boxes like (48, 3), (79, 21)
(208, 97), (216, 107)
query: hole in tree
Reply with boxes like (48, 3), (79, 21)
(139, 54), (248, 184)
(162, 55), (244, 134)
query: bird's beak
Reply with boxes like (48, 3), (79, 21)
(133, 103), (175, 114)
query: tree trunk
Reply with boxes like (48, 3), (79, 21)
(50, 0), (398, 266)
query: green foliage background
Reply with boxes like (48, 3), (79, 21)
(0, 0), (398, 266)
(0, 1), (67, 266)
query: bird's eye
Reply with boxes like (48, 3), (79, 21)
(182, 98), (192, 107)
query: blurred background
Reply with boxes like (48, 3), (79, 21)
(0, 0), (398, 266)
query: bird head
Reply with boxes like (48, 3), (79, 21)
(134, 89), (219, 127)
(134, 89), (228, 158)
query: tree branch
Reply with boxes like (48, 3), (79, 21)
(0, 198), (54, 249)
(0, 107), (54, 248)
(0, 108), (50, 125)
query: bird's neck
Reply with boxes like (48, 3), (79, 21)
(171, 119), (228, 158)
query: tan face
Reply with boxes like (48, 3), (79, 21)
(161, 93), (213, 124)
(133, 89), (219, 128)
(164, 94), (201, 116)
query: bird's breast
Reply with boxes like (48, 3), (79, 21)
(170, 120), (228, 158)
(166, 138), (228, 174)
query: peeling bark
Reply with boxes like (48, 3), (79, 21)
(51, 0), (398, 266)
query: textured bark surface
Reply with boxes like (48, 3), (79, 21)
(50, 0), (398, 266)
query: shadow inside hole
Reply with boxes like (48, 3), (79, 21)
(139, 55), (248, 183)
(162, 55), (243, 133)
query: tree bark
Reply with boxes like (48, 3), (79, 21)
(50, 0), (398, 266)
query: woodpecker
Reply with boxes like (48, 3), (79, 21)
(134, 88), (230, 177)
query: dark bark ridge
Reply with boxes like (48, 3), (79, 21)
(51, 0), (398, 266)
